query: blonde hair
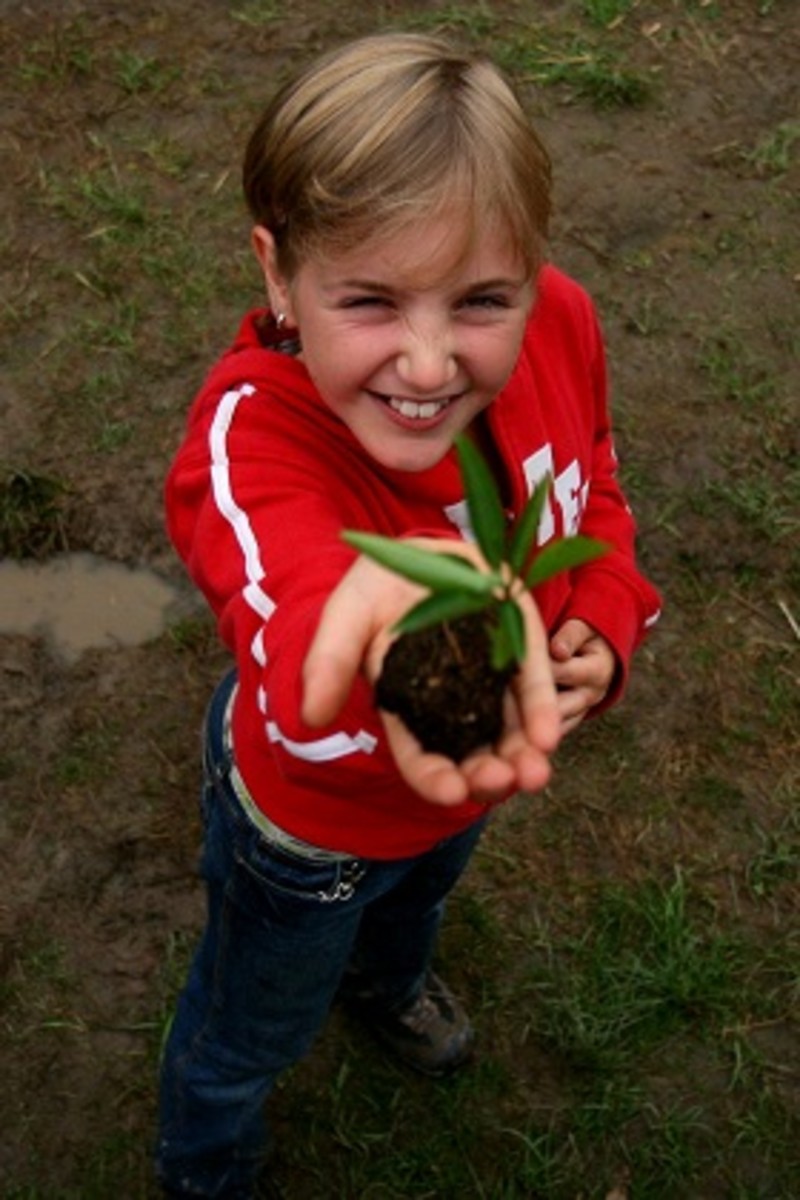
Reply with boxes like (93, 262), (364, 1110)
(243, 32), (552, 278)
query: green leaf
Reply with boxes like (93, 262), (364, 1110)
(492, 598), (526, 669)
(394, 591), (490, 636)
(525, 535), (610, 588)
(343, 530), (498, 595)
(455, 435), (508, 569)
(507, 475), (551, 577)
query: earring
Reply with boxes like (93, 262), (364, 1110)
(275, 311), (286, 330)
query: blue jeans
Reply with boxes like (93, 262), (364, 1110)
(155, 670), (485, 1198)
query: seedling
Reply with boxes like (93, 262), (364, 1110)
(343, 435), (608, 758)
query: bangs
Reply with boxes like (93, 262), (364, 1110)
(246, 33), (551, 279)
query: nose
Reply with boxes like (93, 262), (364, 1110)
(396, 317), (458, 394)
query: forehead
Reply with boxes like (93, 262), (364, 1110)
(311, 212), (525, 290)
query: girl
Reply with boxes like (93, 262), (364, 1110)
(157, 31), (660, 1199)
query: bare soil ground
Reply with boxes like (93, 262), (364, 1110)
(1, 2), (798, 1197)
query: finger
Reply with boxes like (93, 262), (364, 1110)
(381, 710), (470, 807)
(553, 645), (609, 692)
(551, 657), (581, 689)
(302, 588), (372, 726)
(560, 712), (585, 736)
(461, 751), (516, 802)
(495, 712), (554, 791)
(556, 687), (592, 727)
(549, 617), (592, 662)
(515, 653), (561, 753)
(302, 650), (357, 727)
(549, 635), (574, 662)
(512, 594), (561, 751)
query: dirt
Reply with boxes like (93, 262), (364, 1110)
(0, 1), (798, 1197)
(376, 614), (515, 760)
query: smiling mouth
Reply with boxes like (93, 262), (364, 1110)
(370, 391), (460, 420)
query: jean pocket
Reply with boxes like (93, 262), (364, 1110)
(232, 827), (365, 907)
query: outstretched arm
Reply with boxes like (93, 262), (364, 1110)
(302, 544), (561, 807)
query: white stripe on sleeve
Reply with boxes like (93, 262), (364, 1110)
(210, 383), (376, 764)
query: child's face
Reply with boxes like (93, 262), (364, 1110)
(256, 216), (535, 472)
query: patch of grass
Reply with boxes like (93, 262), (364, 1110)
(583, 0), (635, 25)
(149, 930), (197, 1069)
(81, 298), (142, 352)
(498, 34), (653, 108)
(76, 172), (149, 235)
(752, 645), (800, 730)
(17, 18), (95, 85)
(744, 120), (800, 177)
(403, 1), (498, 38)
(126, 134), (195, 179)
(53, 720), (122, 787)
(4, 1132), (152, 1200)
(699, 333), (777, 409)
(0, 467), (69, 558)
(516, 1093), (712, 1197)
(524, 872), (743, 1073)
(1, 929), (79, 1044)
(39, 165), (148, 244)
(231, 0), (281, 27)
(623, 293), (669, 337)
(404, 0), (650, 101)
(166, 614), (216, 654)
(705, 472), (798, 546)
(94, 420), (134, 454)
(746, 810), (800, 899)
(688, 771), (745, 812)
(113, 50), (180, 96)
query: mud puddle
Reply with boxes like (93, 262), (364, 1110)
(0, 552), (194, 662)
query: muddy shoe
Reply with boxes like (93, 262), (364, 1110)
(352, 971), (475, 1077)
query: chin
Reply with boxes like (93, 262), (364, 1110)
(373, 441), (452, 473)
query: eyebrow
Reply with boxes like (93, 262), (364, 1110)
(332, 279), (392, 293)
(329, 275), (527, 294)
(461, 277), (528, 292)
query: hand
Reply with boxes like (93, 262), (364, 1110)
(302, 545), (561, 807)
(549, 618), (616, 734)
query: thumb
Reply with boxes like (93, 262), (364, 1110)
(549, 618), (590, 662)
(302, 584), (372, 727)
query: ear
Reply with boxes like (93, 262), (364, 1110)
(251, 226), (296, 324)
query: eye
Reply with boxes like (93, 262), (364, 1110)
(339, 295), (392, 310)
(461, 293), (511, 311)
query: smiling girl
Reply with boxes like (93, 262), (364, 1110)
(156, 32), (660, 1199)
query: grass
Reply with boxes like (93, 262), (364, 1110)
(0, 467), (69, 558)
(1, 0), (799, 1196)
(231, 0), (281, 27)
(746, 810), (800, 899)
(53, 719), (123, 788)
(743, 121), (800, 177)
(252, 865), (798, 1197)
(3, 1134), (152, 1200)
(496, 34), (653, 108)
(404, 1), (655, 107)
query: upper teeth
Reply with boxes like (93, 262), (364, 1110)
(388, 397), (450, 419)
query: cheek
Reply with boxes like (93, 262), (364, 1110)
(314, 332), (384, 387)
(302, 347), (360, 410)
(474, 340), (524, 388)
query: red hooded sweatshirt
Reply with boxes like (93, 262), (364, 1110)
(166, 265), (661, 858)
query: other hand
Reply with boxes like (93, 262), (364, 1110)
(549, 618), (616, 734)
